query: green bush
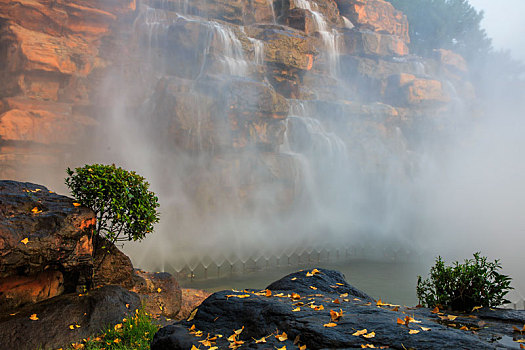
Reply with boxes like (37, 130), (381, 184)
(67, 307), (159, 350)
(65, 164), (160, 246)
(417, 253), (513, 311)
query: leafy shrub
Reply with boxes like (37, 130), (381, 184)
(417, 253), (513, 311)
(65, 164), (160, 245)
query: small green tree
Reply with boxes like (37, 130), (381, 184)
(65, 164), (160, 248)
(417, 253), (513, 311)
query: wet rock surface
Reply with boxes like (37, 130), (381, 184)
(152, 268), (525, 349)
(0, 285), (141, 350)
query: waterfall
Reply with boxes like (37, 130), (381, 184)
(294, 0), (341, 76)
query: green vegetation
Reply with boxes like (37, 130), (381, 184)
(386, 0), (491, 62)
(417, 253), (513, 311)
(65, 164), (160, 247)
(67, 308), (159, 350)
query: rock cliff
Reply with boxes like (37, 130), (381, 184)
(0, 0), (476, 263)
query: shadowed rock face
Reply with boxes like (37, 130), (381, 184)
(152, 268), (525, 350)
(0, 285), (141, 350)
(0, 180), (95, 310)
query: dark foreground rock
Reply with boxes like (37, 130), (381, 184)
(0, 180), (95, 310)
(152, 268), (525, 350)
(0, 285), (141, 350)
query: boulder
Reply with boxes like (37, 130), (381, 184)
(175, 288), (212, 321)
(152, 268), (525, 349)
(132, 270), (182, 319)
(335, 0), (410, 43)
(0, 180), (95, 311)
(0, 285), (141, 350)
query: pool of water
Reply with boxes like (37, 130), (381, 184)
(179, 259), (431, 306)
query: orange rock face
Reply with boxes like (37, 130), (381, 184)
(0, 0), (135, 178)
(0, 270), (64, 310)
(336, 0), (410, 43)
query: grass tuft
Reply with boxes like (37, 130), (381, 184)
(66, 308), (159, 350)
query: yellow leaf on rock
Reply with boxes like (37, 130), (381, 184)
(361, 345), (376, 349)
(234, 327), (244, 335)
(409, 330), (420, 334)
(310, 286), (317, 290)
(460, 326), (469, 331)
(340, 293), (349, 298)
(276, 346), (286, 350)
(73, 203), (81, 207)
(397, 318), (406, 326)
(191, 346), (199, 350)
(299, 345), (306, 350)
(21, 238), (29, 245)
(306, 269), (321, 277)
(420, 327), (431, 331)
(324, 323), (337, 328)
(157, 288), (162, 293)
(292, 307), (301, 312)
(291, 293), (301, 300)
(69, 325), (75, 330)
(29, 314), (38, 321)
(276, 331), (287, 341)
(431, 307), (439, 314)
(353, 329), (368, 336)
(254, 337), (266, 343)
(330, 309), (343, 322)
(291, 277), (297, 281)
(363, 332), (375, 338)
(333, 299), (340, 304)
(336, 283), (344, 286)
(187, 308), (198, 322)
(446, 315), (458, 321)
(265, 289), (272, 297)
(471, 306), (483, 312)
(31, 207), (42, 214)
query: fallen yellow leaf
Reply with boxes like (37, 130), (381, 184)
(409, 330), (420, 334)
(292, 307), (301, 312)
(361, 345), (376, 349)
(73, 203), (81, 207)
(20, 238), (29, 245)
(471, 306), (483, 312)
(276, 346), (286, 350)
(291, 293), (301, 300)
(29, 314), (38, 321)
(31, 207), (42, 214)
(333, 299), (340, 304)
(420, 327), (431, 331)
(336, 283), (344, 286)
(265, 289), (272, 297)
(157, 288), (162, 293)
(191, 346), (199, 350)
(392, 306), (399, 312)
(310, 286), (317, 290)
(113, 338), (121, 343)
(299, 345), (306, 350)
(353, 329), (368, 336)
(187, 308), (198, 321)
(254, 336), (266, 343)
(234, 327), (244, 335)
(431, 307), (439, 314)
(330, 309), (343, 322)
(323, 322), (337, 328)
(460, 326), (469, 331)
(340, 293), (349, 298)
(69, 325), (75, 330)
(276, 331), (287, 341)
(363, 332), (375, 338)
(306, 269), (321, 277)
